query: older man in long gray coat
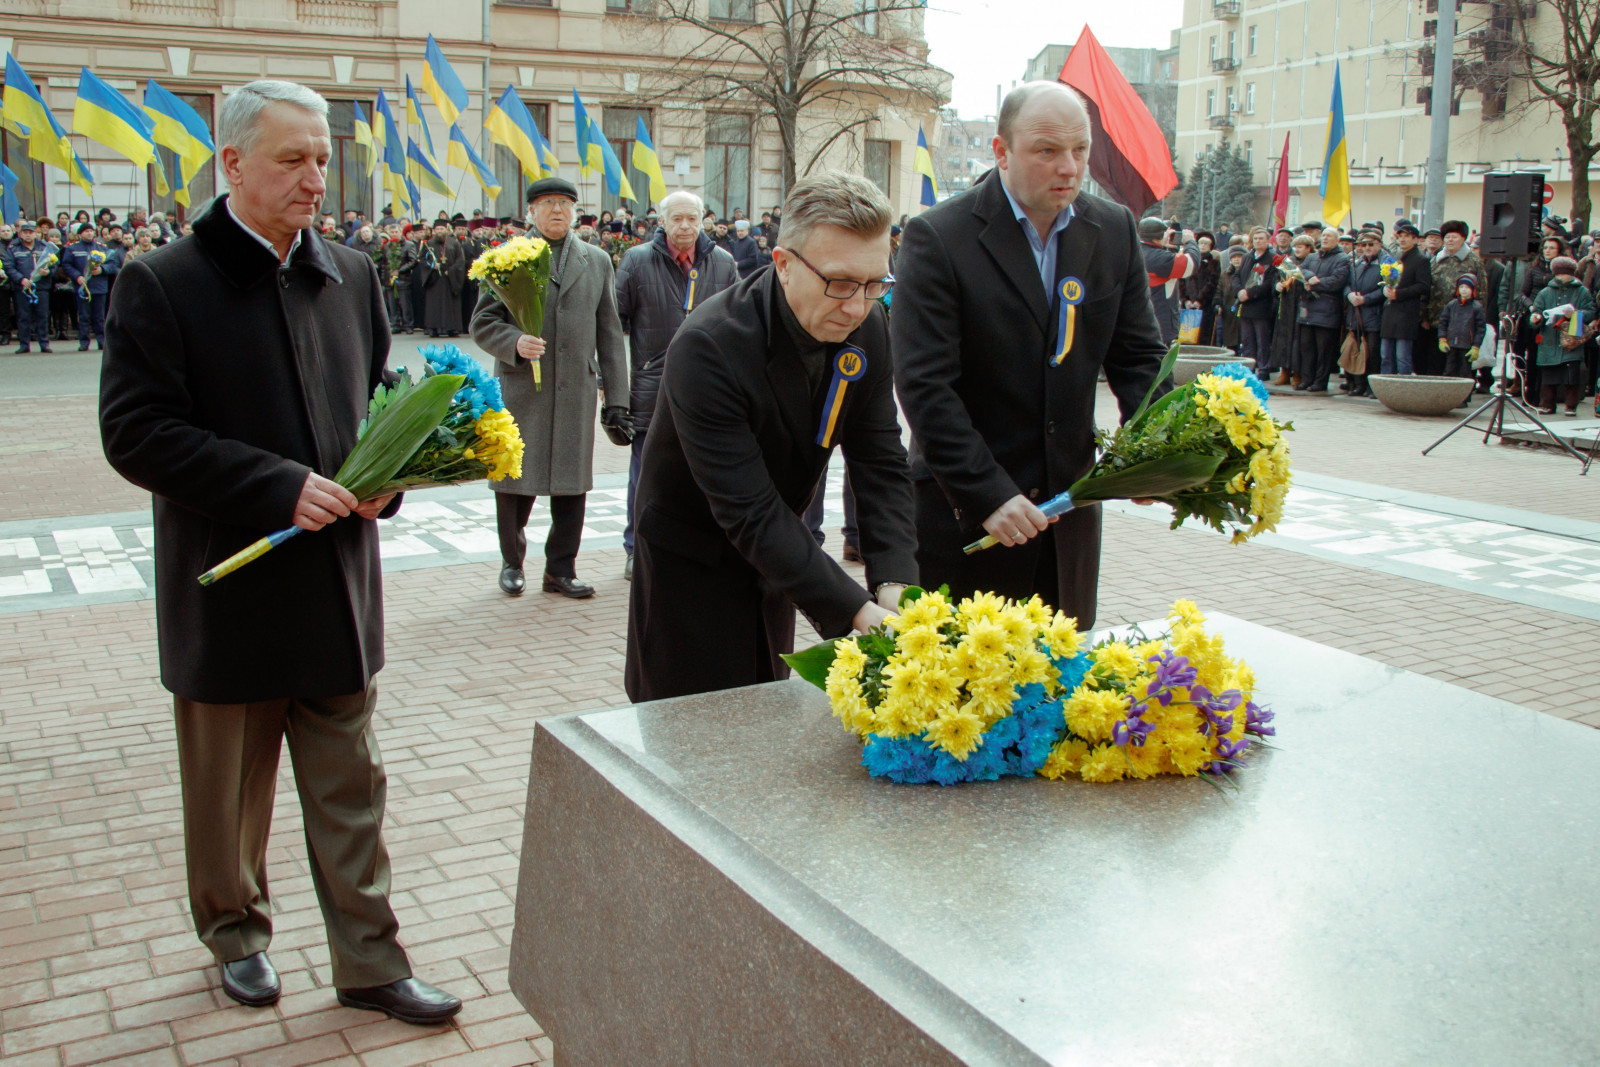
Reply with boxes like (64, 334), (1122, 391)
(471, 177), (629, 598)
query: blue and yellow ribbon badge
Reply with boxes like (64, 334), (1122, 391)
(816, 345), (867, 448)
(1053, 276), (1084, 366)
(684, 267), (699, 312)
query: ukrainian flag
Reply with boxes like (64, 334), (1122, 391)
(0, 160), (18, 226)
(405, 175), (422, 219)
(3, 53), (82, 186)
(535, 116), (559, 178)
(631, 115), (666, 206)
(1319, 64), (1351, 228)
(352, 100), (376, 177)
(73, 67), (157, 168)
(485, 86), (545, 182)
(913, 124), (938, 208)
(596, 126), (636, 203)
(143, 79), (215, 206)
(422, 36), (469, 128)
(408, 137), (453, 197)
(405, 77), (438, 163)
(447, 122), (501, 199)
(67, 145), (94, 197)
(376, 92), (409, 211)
(571, 90), (602, 177)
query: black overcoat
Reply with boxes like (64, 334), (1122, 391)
(890, 170), (1166, 628)
(99, 196), (397, 704)
(624, 268), (918, 703)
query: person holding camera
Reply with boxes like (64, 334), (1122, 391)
(1138, 217), (1199, 346)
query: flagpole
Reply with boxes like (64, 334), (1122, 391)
(1422, 0), (1456, 230)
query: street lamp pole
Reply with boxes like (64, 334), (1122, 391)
(1423, 0), (1457, 229)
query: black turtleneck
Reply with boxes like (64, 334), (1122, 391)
(774, 282), (829, 393)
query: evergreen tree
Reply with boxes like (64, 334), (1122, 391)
(1179, 143), (1261, 230)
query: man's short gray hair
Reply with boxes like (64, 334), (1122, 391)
(997, 81), (1087, 144)
(660, 189), (704, 217)
(219, 81), (329, 163)
(777, 171), (892, 253)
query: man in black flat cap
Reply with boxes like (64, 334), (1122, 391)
(471, 177), (629, 599)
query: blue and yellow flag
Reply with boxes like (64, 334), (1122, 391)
(143, 79), (214, 206)
(376, 92), (410, 212)
(914, 125), (938, 208)
(535, 116), (559, 177)
(405, 175), (422, 219)
(631, 115), (666, 206)
(485, 86), (546, 182)
(67, 146), (94, 197)
(422, 35), (469, 128)
(571, 90), (602, 177)
(73, 67), (158, 169)
(407, 137), (453, 197)
(405, 77), (438, 163)
(0, 160), (18, 226)
(352, 101), (376, 177)
(3, 53), (84, 188)
(447, 122), (501, 199)
(1319, 64), (1351, 228)
(595, 125), (636, 203)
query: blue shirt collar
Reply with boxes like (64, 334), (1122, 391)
(999, 177), (1074, 249)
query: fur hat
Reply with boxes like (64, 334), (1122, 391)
(1552, 256), (1580, 276)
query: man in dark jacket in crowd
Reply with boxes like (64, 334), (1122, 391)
(61, 223), (118, 351)
(1380, 220), (1432, 375)
(614, 188), (739, 580)
(4, 219), (57, 353)
(1293, 226), (1351, 392)
(1236, 227), (1279, 379)
(727, 219), (761, 277)
(97, 79), (459, 1027)
(1343, 230), (1386, 397)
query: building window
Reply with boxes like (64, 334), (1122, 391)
(602, 106), (654, 213)
(1209, 35), (1218, 60)
(864, 138), (892, 199)
(324, 99), (373, 221)
(704, 111), (751, 220)
(855, 0), (878, 35)
(1248, 24), (1258, 55)
(148, 90), (215, 223)
(1226, 86), (1236, 113)
(1206, 89), (1215, 116)
(491, 99), (551, 221)
(0, 124), (47, 221)
(1227, 30), (1237, 59)
(607, 0), (654, 12)
(1244, 140), (1253, 164)
(708, 0), (754, 19)
(1245, 83), (1256, 113)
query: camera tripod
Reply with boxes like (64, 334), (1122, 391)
(1422, 310), (1593, 474)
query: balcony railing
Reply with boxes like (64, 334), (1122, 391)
(1208, 113), (1234, 129)
(1211, 55), (1239, 73)
(1213, 0), (1241, 17)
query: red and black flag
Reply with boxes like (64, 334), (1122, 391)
(1057, 25), (1178, 216)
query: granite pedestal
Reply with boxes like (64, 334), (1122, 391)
(509, 615), (1600, 1065)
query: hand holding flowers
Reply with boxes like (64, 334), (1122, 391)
(469, 236), (552, 390)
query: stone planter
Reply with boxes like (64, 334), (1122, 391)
(1173, 345), (1252, 385)
(1368, 374), (1476, 415)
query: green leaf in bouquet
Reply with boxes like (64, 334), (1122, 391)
(486, 263), (549, 339)
(1069, 452), (1223, 502)
(335, 373), (465, 500)
(782, 638), (843, 690)
(1127, 341), (1183, 426)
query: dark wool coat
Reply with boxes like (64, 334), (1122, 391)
(471, 233), (628, 497)
(416, 235), (465, 333)
(624, 268), (918, 703)
(1345, 256), (1387, 334)
(890, 170), (1167, 628)
(614, 230), (739, 434)
(1380, 246), (1433, 340)
(1236, 249), (1280, 320)
(99, 196), (397, 704)
(1296, 248), (1351, 328)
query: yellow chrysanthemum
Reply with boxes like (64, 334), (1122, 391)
(1064, 686), (1126, 743)
(1079, 743), (1127, 783)
(893, 624), (945, 660)
(962, 620), (1010, 664)
(1039, 737), (1089, 779)
(468, 235), (550, 282)
(895, 591), (953, 631)
(1170, 599), (1206, 628)
(1095, 641), (1142, 681)
(957, 591), (1007, 629)
(1124, 739), (1165, 780)
(470, 408), (525, 481)
(1044, 612), (1081, 658)
(832, 638), (867, 677)
(924, 708), (985, 759)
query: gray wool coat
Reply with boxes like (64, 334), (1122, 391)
(471, 236), (628, 496)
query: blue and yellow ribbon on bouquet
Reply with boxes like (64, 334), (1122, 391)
(684, 267), (698, 312)
(1052, 275), (1084, 366)
(816, 345), (867, 448)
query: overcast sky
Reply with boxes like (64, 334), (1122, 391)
(924, 0), (1186, 119)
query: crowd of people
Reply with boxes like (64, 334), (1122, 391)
(1145, 212), (1600, 417)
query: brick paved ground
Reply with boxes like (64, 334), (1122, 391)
(3, 360), (1600, 1064)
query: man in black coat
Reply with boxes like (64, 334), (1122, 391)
(98, 81), (460, 1026)
(625, 172), (918, 702)
(1343, 230), (1387, 397)
(1293, 227), (1352, 392)
(891, 82), (1168, 629)
(614, 189), (739, 579)
(1380, 220), (1432, 375)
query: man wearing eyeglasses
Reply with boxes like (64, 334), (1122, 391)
(892, 81), (1169, 629)
(624, 172), (918, 702)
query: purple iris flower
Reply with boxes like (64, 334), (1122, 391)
(1148, 651), (1198, 694)
(1244, 701), (1277, 737)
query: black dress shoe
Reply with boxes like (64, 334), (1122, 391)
(219, 952), (280, 1007)
(38, 345), (51, 353)
(842, 543), (863, 563)
(337, 977), (462, 1026)
(543, 573), (595, 599)
(623, 554), (633, 581)
(498, 565), (525, 596)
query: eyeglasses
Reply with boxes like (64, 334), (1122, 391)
(781, 247), (894, 300)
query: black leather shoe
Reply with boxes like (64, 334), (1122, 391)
(219, 951), (280, 1007)
(498, 565), (525, 596)
(842, 543), (863, 563)
(543, 573), (595, 599)
(13, 345), (28, 354)
(623, 554), (633, 581)
(337, 977), (462, 1026)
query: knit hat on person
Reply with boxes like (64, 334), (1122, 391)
(1552, 256), (1579, 276)
(1137, 216), (1167, 241)
(1456, 274), (1477, 292)
(1393, 220), (1420, 237)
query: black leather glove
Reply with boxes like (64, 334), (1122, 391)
(601, 405), (635, 446)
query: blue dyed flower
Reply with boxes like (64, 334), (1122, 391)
(1207, 360), (1272, 410)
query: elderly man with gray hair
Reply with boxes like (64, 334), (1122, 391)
(99, 80), (461, 1025)
(613, 188), (739, 579)
(624, 171), (918, 701)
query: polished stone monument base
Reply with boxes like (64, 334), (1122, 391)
(509, 615), (1600, 1066)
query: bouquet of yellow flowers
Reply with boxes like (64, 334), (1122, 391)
(966, 352), (1292, 553)
(468, 235), (551, 390)
(198, 346), (523, 585)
